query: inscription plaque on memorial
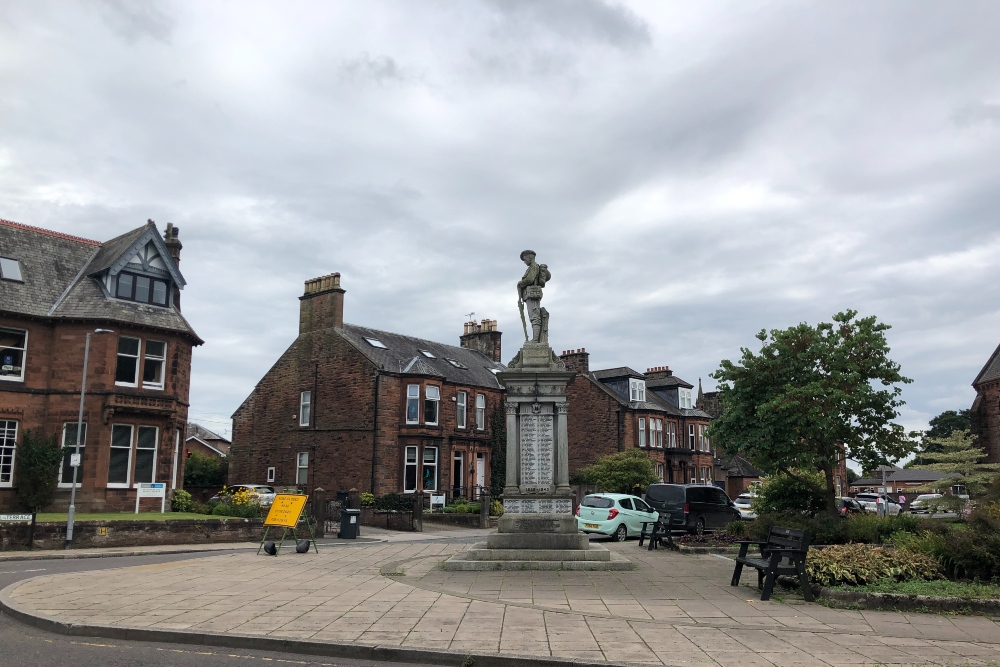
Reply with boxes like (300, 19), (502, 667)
(519, 412), (553, 494)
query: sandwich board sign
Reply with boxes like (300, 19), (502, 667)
(257, 493), (318, 555)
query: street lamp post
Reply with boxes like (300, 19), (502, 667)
(66, 328), (114, 550)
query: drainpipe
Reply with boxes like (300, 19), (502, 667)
(369, 370), (380, 494)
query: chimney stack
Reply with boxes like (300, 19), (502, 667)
(560, 348), (590, 373)
(645, 365), (673, 380)
(460, 319), (502, 362)
(162, 221), (182, 308)
(299, 272), (345, 334)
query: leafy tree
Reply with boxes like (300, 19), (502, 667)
(15, 429), (63, 512)
(708, 310), (913, 517)
(573, 449), (659, 494)
(183, 452), (228, 487)
(911, 430), (999, 499)
(751, 471), (828, 515)
(846, 468), (860, 484)
(910, 409), (972, 462)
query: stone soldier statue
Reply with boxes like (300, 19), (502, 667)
(517, 250), (550, 344)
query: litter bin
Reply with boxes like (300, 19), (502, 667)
(339, 508), (361, 539)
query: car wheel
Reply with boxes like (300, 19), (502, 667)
(614, 524), (628, 541)
(694, 517), (706, 535)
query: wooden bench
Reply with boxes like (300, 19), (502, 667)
(638, 513), (679, 551)
(730, 526), (812, 601)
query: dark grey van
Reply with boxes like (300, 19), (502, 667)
(644, 484), (740, 534)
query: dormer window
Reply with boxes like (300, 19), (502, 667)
(0, 257), (23, 282)
(115, 271), (169, 306)
(629, 378), (646, 402)
(364, 337), (387, 349)
(679, 388), (693, 409)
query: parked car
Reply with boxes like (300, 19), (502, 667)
(210, 484), (276, 507)
(733, 493), (756, 520)
(576, 493), (658, 541)
(853, 493), (901, 515)
(644, 484), (741, 534)
(837, 497), (864, 518)
(909, 493), (944, 514)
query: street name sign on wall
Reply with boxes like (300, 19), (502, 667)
(264, 494), (309, 528)
(0, 514), (33, 522)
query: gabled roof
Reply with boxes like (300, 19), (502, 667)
(339, 324), (504, 389)
(186, 422), (230, 443)
(973, 341), (1000, 386)
(721, 455), (764, 478)
(0, 218), (199, 341)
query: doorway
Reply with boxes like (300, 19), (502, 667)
(453, 451), (464, 498)
(475, 452), (486, 498)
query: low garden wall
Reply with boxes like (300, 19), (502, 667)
(0, 518), (264, 551)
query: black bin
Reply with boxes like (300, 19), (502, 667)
(339, 508), (361, 539)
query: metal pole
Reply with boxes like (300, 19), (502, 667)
(66, 332), (91, 549)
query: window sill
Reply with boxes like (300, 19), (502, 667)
(0, 376), (24, 382)
(142, 384), (164, 391)
(115, 381), (138, 388)
(57, 483), (82, 489)
(107, 484), (130, 489)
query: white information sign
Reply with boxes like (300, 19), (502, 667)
(70, 453), (81, 467)
(430, 494), (445, 511)
(135, 482), (167, 514)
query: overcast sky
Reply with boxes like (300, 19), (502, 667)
(3, 1), (999, 445)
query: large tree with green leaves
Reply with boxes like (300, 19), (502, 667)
(708, 310), (913, 517)
(912, 429), (999, 498)
(573, 449), (659, 494)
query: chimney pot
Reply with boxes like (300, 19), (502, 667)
(299, 272), (345, 333)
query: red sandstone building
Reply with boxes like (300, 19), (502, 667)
(230, 274), (506, 498)
(972, 342), (1000, 465)
(558, 348), (718, 486)
(0, 218), (200, 512)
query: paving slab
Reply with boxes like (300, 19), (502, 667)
(1, 535), (998, 667)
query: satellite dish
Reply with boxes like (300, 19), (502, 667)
(263, 540), (277, 556)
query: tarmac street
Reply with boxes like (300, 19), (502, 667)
(1, 526), (998, 667)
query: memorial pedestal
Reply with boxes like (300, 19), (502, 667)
(444, 343), (632, 571)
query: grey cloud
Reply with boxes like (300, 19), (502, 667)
(954, 102), (1000, 127)
(98, 0), (174, 44)
(485, 0), (651, 51)
(340, 53), (411, 85)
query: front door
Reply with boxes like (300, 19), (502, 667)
(453, 451), (464, 499)
(476, 453), (486, 497)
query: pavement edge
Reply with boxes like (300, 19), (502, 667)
(0, 578), (629, 667)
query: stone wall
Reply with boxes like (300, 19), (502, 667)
(972, 379), (1000, 464)
(0, 518), (262, 551)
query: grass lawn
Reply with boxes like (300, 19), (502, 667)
(845, 579), (1000, 600)
(35, 512), (217, 522)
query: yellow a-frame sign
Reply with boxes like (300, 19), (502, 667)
(257, 494), (318, 555)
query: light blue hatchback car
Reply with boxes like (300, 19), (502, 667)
(575, 493), (658, 541)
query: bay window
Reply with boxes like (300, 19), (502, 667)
(108, 424), (133, 486)
(0, 420), (17, 487)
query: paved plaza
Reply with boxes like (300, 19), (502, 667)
(2, 530), (999, 667)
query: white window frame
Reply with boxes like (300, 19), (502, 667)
(668, 422), (676, 448)
(638, 418), (646, 448)
(656, 419), (663, 448)
(266, 466), (276, 483)
(115, 336), (141, 387)
(108, 424), (134, 488)
(688, 424), (696, 450)
(405, 384), (420, 424)
(629, 379), (646, 402)
(476, 393), (486, 430)
(404, 446), (418, 493)
(133, 425), (158, 485)
(679, 388), (692, 409)
(296, 452), (309, 485)
(0, 419), (17, 487)
(58, 422), (87, 488)
(424, 385), (440, 426)
(456, 391), (467, 429)
(141, 340), (166, 390)
(299, 390), (312, 427)
(0, 327), (28, 383)
(422, 446), (438, 492)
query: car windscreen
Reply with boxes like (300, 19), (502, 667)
(734, 497), (751, 505)
(645, 484), (684, 503)
(581, 496), (614, 508)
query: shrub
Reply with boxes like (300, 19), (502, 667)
(750, 510), (923, 545)
(807, 543), (941, 587)
(490, 499), (504, 517)
(14, 429), (64, 512)
(183, 452), (228, 487)
(360, 492), (375, 507)
(726, 520), (748, 537)
(171, 489), (194, 513)
(844, 512), (920, 544)
(751, 471), (828, 516)
(573, 448), (659, 494)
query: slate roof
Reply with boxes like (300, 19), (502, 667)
(186, 422), (230, 444)
(339, 324), (505, 389)
(592, 366), (645, 380)
(973, 341), (1000, 386)
(0, 218), (200, 341)
(851, 469), (951, 486)
(721, 455), (764, 478)
(647, 376), (693, 389)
